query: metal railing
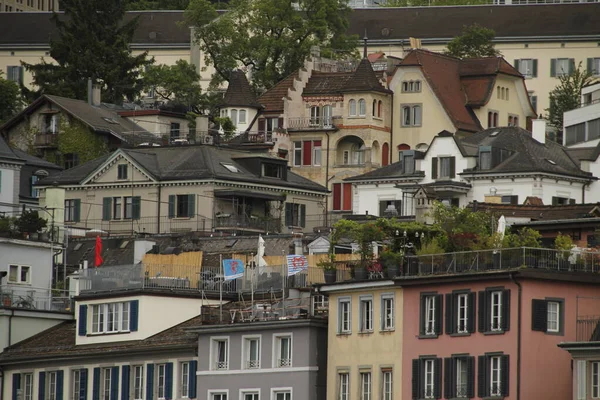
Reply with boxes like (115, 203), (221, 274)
(214, 214), (282, 233)
(0, 289), (72, 312)
(287, 117), (337, 130)
(34, 133), (59, 147)
(67, 216), (210, 235)
(576, 315), (600, 341)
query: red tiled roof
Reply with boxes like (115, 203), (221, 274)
(524, 196), (544, 206)
(303, 72), (354, 96)
(258, 71), (299, 113)
(368, 52), (385, 62)
(462, 76), (496, 107)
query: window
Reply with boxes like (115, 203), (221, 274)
(399, 151), (415, 174)
(501, 195), (519, 205)
(293, 141), (302, 166)
(7, 65), (23, 84)
(489, 356), (502, 396)
(167, 194), (195, 219)
(310, 106), (320, 126)
(239, 110), (247, 124)
(402, 80), (421, 92)
(381, 294), (394, 331)
(593, 362), (600, 398)
(273, 390), (291, 400)
(284, 203), (306, 227)
(170, 122), (181, 139)
(338, 373), (349, 400)
(332, 183), (352, 211)
(451, 356), (474, 398)
(382, 370), (393, 400)
(359, 297), (373, 333)
(64, 153), (79, 169)
(30, 175), (39, 198)
(222, 163), (240, 173)
(551, 58), (575, 77)
(91, 302), (131, 334)
(244, 336), (261, 369)
(439, 157), (453, 179)
(529, 93), (537, 113)
(514, 59), (537, 78)
(323, 105), (333, 127)
(420, 294), (442, 337)
(487, 111), (499, 128)
(425, 296), (436, 335)
(275, 335), (292, 367)
(313, 141), (322, 166)
(446, 292), (475, 335)
(211, 393), (227, 400)
(211, 338), (229, 370)
(123, 196), (134, 219)
(349, 99), (357, 116)
(401, 105), (422, 126)
(532, 298), (564, 334)
(72, 370), (85, 400)
(117, 164), (128, 180)
(431, 156), (455, 180)
(47, 371), (58, 400)
(102, 368), (112, 400)
(180, 362), (189, 398)
(411, 358), (441, 399)
(18, 373), (34, 400)
(262, 163), (283, 178)
(479, 149), (491, 170)
(552, 196), (571, 206)
(113, 197), (122, 220)
(338, 298), (351, 334)
(479, 289), (510, 333)
(132, 365), (144, 400)
(8, 265), (30, 284)
(360, 372), (371, 400)
(588, 58), (600, 76)
(379, 200), (402, 218)
(358, 99), (366, 116)
(292, 140), (321, 166)
(242, 392), (259, 400)
(102, 197), (140, 221)
(156, 364), (166, 399)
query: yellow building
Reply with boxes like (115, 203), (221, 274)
(319, 281), (402, 400)
(0, 0), (57, 12)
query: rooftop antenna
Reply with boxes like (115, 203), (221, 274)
(363, 29), (368, 59)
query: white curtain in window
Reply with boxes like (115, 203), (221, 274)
(358, 99), (366, 116)
(349, 100), (357, 116)
(412, 106), (422, 126)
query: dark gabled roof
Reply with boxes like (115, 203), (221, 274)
(303, 72), (354, 96)
(460, 127), (593, 179)
(221, 70), (261, 108)
(0, 135), (20, 162)
(345, 158), (425, 182)
(341, 58), (391, 94)
(39, 145), (328, 193)
(0, 315), (202, 363)
(566, 146), (599, 162)
(257, 71), (299, 113)
(472, 202), (600, 221)
(11, 148), (62, 170)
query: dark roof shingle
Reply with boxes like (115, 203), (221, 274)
(342, 58), (391, 94)
(222, 70), (261, 108)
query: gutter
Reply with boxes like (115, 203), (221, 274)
(325, 131), (331, 225)
(8, 309), (14, 347)
(509, 272), (522, 400)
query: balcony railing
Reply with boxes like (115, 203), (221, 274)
(67, 216), (210, 235)
(214, 214), (282, 233)
(0, 289), (72, 312)
(287, 116), (337, 131)
(576, 315), (600, 341)
(34, 133), (59, 147)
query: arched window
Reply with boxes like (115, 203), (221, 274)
(372, 99), (377, 116)
(382, 142), (389, 166)
(378, 100), (382, 118)
(506, 88), (510, 101)
(358, 99), (366, 116)
(497, 86), (501, 99)
(349, 99), (357, 116)
(231, 109), (238, 124)
(238, 109), (246, 124)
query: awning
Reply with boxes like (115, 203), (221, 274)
(214, 189), (286, 201)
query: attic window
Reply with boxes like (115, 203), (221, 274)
(226, 239), (238, 248)
(221, 163), (240, 173)
(546, 159), (557, 165)
(102, 117), (119, 124)
(73, 243), (83, 251)
(490, 131), (500, 137)
(120, 240), (130, 249)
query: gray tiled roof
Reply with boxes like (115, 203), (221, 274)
(0, 135), (20, 162)
(345, 162), (425, 182)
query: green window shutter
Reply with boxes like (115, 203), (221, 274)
(56, 370), (64, 400)
(285, 203), (293, 226)
(445, 293), (454, 335)
(466, 356), (475, 398)
(513, 59), (520, 73)
(531, 299), (548, 332)
(168, 195), (176, 219)
(78, 305), (88, 336)
(145, 364), (154, 400)
(165, 363), (173, 400)
(569, 58), (576, 74)
(443, 357), (453, 399)
(132, 197), (141, 220)
(300, 204), (306, 227)
(12, 373), (20, 400)
(102, 197), (112, 221)
(500, 355), (510, 396)
(477, 356), (486, 398)
(38, 372), (46, 400)
(188, 361), (198, 398)
(411, 359), (420, 399)
(431, 157), (438, 179)
(550, 59), (556, 77)
(187, 194), (195, 217)
(532, 59), (538, 77)
(449, 157), (456, 179)
(74, 199), (81, 222)
(92, 368), (100, 400)
(588, 58), (594, 74)
(110, 367), (119, 400)
(121, 366), (130, 400)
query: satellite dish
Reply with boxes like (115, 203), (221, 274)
(34, 169), (49, 177)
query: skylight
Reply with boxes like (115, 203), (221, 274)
(222, 163), (240, 173)
(490, 131), (500, 137)
(546, 159), (556, 165)
(102, 117), (119, 124)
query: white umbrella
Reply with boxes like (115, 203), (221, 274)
(497, 215), (507, 240)
(255, 234), (268, 275)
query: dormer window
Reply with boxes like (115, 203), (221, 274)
(262, 163), (283, 179)
(431, 156), (456, 180)
(399, 150), (415, 174)
(479, 146), (492, 170)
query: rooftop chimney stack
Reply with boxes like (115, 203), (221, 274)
(532, 116), (547, 145)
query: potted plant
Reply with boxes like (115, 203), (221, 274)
(317, 253), (337, 284)
(15, 210), (47, 238)
(379, 249), (403, 278)
(0, 216), (15, 238)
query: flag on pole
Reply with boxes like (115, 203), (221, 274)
(94, 235), (103, 267)
(223, 259), (245, 280)
(286, 255), (308, 276)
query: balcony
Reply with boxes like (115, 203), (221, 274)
(67, 216), (211, 236)
(287, 116), (337, 131)
(0, 289), (71, 312)
(34, 133), (59, 148)
(214, 214), (282, 234)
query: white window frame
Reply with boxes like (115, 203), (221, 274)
(519, 59), (534, 78)
(210, 336), (230, 371)
(22, 373), (33, 400)
(72, 369), (82, 400)
(180, 362), (189, 399)
(490, 291), (503, 332)
(47, 371), (58, 400)
(310, 106), (320, 126)
(272, 333), (292, 368)
(382, 369), (393, 400)
(238, 109), (247, 124)
(157, 363), (166, 400)
(349, 99), (357, 116)
(490, 356), (501, 397)
(132, 365), (144, 400)
(338, 298), (351, 334)
(592, 361), (599, 398)
(338, 372), (349, 400)
(401, 104), (422, 127)
(293, 141), (302, 167)
(555, 58), (571, 77)
(101, 368), (112, 400)
(547, 301), (560, 333)
(457, 293), (468, 334)
(456, 358), (468, 398)
(208, 390), (229, 400)
(242, 335), (261, 369)
(117, 164), (128, 180)
(313, 142), (322, 166)
(8, 264), (31, 284)
(91, 302), (131, 334)
(425, 296), (436, 336)
(270, 387), (292, 400)
(360, 371), (372, 400)
(381, 294), (395, 331)
(439, 157), (452, 179)
(358, 99), (366, 116)
(359, 296), (373, 333)
(239, 389), (261, 400)
(424, 359), (435, 399)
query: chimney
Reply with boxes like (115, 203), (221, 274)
(532, 116), (546, 144)
(92, 85), (102, 106)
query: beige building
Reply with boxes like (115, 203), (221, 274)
(319, 281), (402, 400)
(0, 0), (56, 12)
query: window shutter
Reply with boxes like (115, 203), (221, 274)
(130, 300), (139, 332)
(513, 59), (520, 72)
(146, 364), (154, 400)
(444, 358), (453, 399)
(189, 360), (198, 399)
(285, 203), (293, 226)
(12, 373), (20, 400)
(431, 157), (438, 179)
(532, 59), (538, 77)
(500, 355), (510, 396)
(343, 183), (352, 211)
(102, 197), (112, 221)
(121, 366), (130, 400)
(466, 357), (475, 398)
(168, 195), (175, 218)
(588, 58), (594, 74)
(552, 196), (558, 206)
(110, 367), (119, 400)
(477, 356), (486, 398)
(478, 291), (486, 333)
(531, 299), (548, 331)
(550, 59), (557, 77)
(300, 204), (306, 227)
(434, 358), (442, 399)
(332, 184), (341, 211)
(18, 66), (24, 84)
(570, 198), (576, 205)
(434, 294), (443, 335)
(510, 195), (519, 205)
(419, 295), (426, 336)
(187, 194), (196, 217)
(39, 372), (46, 400)
(80, 369), (88, 400)
(74, 199), (81, 222)
(445, 293), (454, 335)
(257, 118), (265, 133)
(467, 292), (476, 333)
(132, 197), (141, 220)
(165, 363), (174, 400)
(57, 370), (64, 400)
(412, 359), (420, 400)
(501, 289), (511, 331)
(78, 305), (88, 336)
(379, 201), (388, 216)
(569, 58), (576, 74)
(449, 157), (456, 179)
(302, 140), (312, 166)
(92, 368), (100, 400)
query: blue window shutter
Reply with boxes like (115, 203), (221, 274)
(121, 366), (130, 400)
(78, 305), (88, 336)
(38, 372), (46, 400)
(92, 368), (100, 400)
(102, 197), (112, 221)
(168, 195), (175, 218)
(188, 361), (197, 399)
(74, 199), (81, 222)
(146, 364), (154, 400)
(56, 370), (64, 400)
(110, 367), (119, 400)
(130, 300), (139, 332)
(165, 363), (173, 400)
(80, 369), (88, 400)
(12, 373), (20, 400)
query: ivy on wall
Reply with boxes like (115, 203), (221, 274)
(51, 120), (109, 165)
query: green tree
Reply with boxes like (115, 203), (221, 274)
(126, 0), (191, 10)
(0, 73), (22, 124)
(23, 0), (153, 104)
(445, 24), (501, 59)
(431, 202), (493, 252)
(142, 60), (204, 112)
(186, 0), (357, 92)
(547, 62), (593, 133)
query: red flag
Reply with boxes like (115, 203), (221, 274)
(95, 235), (103, 267)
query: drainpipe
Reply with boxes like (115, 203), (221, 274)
(157, 184), (162, 234)
(509, 272), (522, 400)
(389, 93), (394, 163)
(582, 182), (588, 203)
(8, 308), (14, 347)
(325, 131), (331, 226)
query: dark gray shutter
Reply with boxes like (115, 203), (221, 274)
(502, 289), (511, 331)
(74, 199), (81, 222)
(588, 58), (594, 74)
(285, 203), (293, 226)
(466, 356), (475, 398)
(121, 366), (130, 400)
(532, 59), (538, 77)
(39, 372), (46, 400)
(449, 157), (456, 179)
(102, 197), (112, 221)
(92, 368), (100, 400)
(467, 292), (476, 333)
(12, 373), (20, 400)
(419, 295), (426, 336)
(412, 359), (421, 400)
(500, 355), (510, 396)
(510, 195), (519, 205)
(189, 361), (198, 399)
(78, 305), (88, 336)
(168, 195), (176, 218)
(79, 369), (88, 400)
(399, 152), (404, 173)
(445, 293), (454, 335)
(300, 204), (306, 227)
(146, 364), (154, 400)
(531, 299), (548, 332)
(444, 358), (453, 399)
(550, 59), (557, 77)
(477, 356), (486, 398)
(132, 197), (141, 220)
(513, 59), (520, 73)
(110, 367), (118, 400)
(569, 58), (576, 74)
(278, 117), (284, 128)
(379, 201), (388, 216)
(57, 370), (64, 400)
(130, 300), (139, 331)
(478, 291), (487, 333)
(552, 196), (558, 206)
(432, 157), (438, 179)
(434, 358), (442, 399)
(258, 118), (266, 133)
(165, 363), (174, 400)
(187, 194), (196, 217)
(435, 294), (443, 335)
